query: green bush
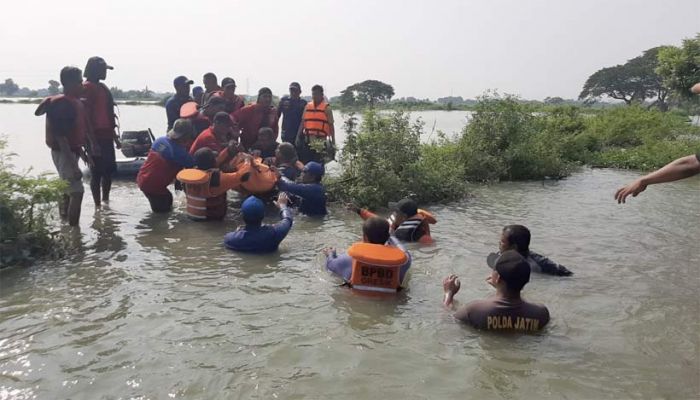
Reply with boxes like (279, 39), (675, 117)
(326, 110), (467, 208)
(0, 138), (67, 267)
(457, 93), (574, 181)
(590, 138), (700, 170)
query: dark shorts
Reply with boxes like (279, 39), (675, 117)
(144, 190), (173, 213)
(90, 138), (117, 176)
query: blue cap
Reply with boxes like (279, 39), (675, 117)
(241, 196), (265, 223)
(303, 161), (325, 178)
(192, 86), (204, 96)
(173, 75), (194, 87)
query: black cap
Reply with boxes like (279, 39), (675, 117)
(202, 95), (226, 108)
(174, 75), (194, 87)
(486, 250), (531, 289)
(221, 77), (236, 88)
(213, 111), (233, 125)
(258, 87), (272, 96)
(85, 56), (113, 71)
(289, 82), (301, 90)
(390, 198), (418, 217)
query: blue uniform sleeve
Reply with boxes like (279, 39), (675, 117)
(277, 178), (318, 199)
(171, 141), (195, 168)
(387, 236), (412, 282)
(326, 252), (353, 281)
(165, 98), (179, 130)
(272, 207), (294, 243)
(223, 230), (244, 251)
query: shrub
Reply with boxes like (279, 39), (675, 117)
(0, 138), (67, 267)
(326, 110), (467, 208)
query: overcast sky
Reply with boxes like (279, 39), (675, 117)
(0, 0), (697, 100)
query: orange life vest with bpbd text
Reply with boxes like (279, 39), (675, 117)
(177, 169), (228, 220)
(302, 100), (331, 138)
(347, 242), (408, 293)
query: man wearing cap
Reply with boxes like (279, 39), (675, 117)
(442, 250), (550, 332)
(202, 72), (221, 105)
(278, 82), (307, 144)
(223, 193), (293, 253)
(165, 76), (194, 130)
(137, 119), (196, 212)
(190, 111), (238, 155)
(220, 77), (245, 114)
(232, 87), (279, 149)
(276, 161), (327, 216)
(82, 56), (120, 208)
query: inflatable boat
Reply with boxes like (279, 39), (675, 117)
(82, 129), (155, 178)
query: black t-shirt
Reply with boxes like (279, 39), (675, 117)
(455, 295), (550, 332)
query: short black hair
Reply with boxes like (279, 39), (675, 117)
(311, 84), (324, 93)
(258, 87), (272, 96)
(60, 66), (82, 87)
(363, 217), (390, 244)
(276, 143), (297, 163)
(194, 147), (216, 170)
(203, 72), (217, 80)
(503, 225), (531, 256)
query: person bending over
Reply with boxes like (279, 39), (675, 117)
(223, 193), (293, 253)
(443, 250), (550, 332)
(277, 161), (327, 216)
(490, 224), (573, 276)
(324, 217), (411, 290)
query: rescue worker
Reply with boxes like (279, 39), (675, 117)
(232, 87), (279, 149)
(136, 119), (195, 213)
(202, 72), (221, 105)
(177, 147), (249, 221)
(489, 225), (573, 276)
(324, 217), (411, 293)
(250, 127), (279, 159)
(296, 85), (335, 164)
(223, 193), (293, 253)
(443, 250), (550, 332)
(220, 77), (245, 114)
(192, 86), (205, 105)
(34, 66), (91, 227)
(165, 75), (193, 130)
(190, 111), (238, 155)
(277, 161), (327, 216)
(277, 82), (307, 144)
(82, 56), (120, 207)
(349, 198), (436, 243)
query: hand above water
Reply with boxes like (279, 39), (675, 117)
(322, 247), (336, 257)
(442, 275), (460, 307)
(614, 178), (647, 204)
(274, 192), (289, 209)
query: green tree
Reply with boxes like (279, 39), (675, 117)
(48, 80), (61, 95)
(0, 78), (19, 96)
(656, 34), (700, 101)
(342, 80), (394, 108)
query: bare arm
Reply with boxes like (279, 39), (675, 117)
(326, 106), (335, 144)
(615, 154), (700, 203)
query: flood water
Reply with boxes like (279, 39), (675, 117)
(1, 104), (699, 399)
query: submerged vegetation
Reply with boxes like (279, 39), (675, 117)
(329, 93), (700, 209)
(0, 139), (67, 267)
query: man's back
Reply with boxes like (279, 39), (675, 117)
(455, 296), (550, 332)
(223, 207), (293, 253)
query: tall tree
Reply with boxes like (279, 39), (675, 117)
(342, 80), (394, 108)
(656, 34), (700, 101)
(0, 78), (19, 96)
(48, 80), (60, 95)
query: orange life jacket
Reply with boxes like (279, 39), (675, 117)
(176, 169), (228, 220)
(391, 209), (436, 243)
(347, 242), (408, 293)
(35, 95), (88, 151)
(302, 100), (331, 138)
(231, 156), (278, 195)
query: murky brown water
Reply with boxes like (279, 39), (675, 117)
(1, 104), (699, 399)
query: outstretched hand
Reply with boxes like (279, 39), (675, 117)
(443, 274), (461, 295)
(614, 178), (647, 204)
(274, 192), (289, 209)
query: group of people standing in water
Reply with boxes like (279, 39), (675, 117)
(36, 57), (700, 333)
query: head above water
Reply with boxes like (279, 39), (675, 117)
(241, 196), (265, 225)
(486, 250), (531, 293)
(60, 66), (83, 95)
(275, 143), (298, 164)
(362, 217), (391, 245)
(311, 84), (324, 104)
(83, 56), (112, 81)
(257, 87), (272, 107)
(194, 147), (216, 170)
(301, 161), (324, 183)
(203, 72), (218, 91)
(500, 225), (531, 256)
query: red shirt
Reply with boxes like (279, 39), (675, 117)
(82, 81), (115, 139)
(189, 127), (225, 155)
(232, 104), (279, 149)
(136, 151), (181, 195)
